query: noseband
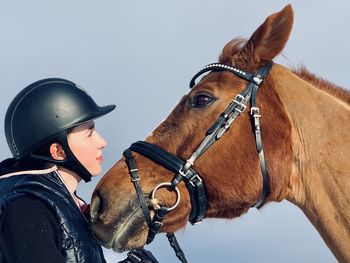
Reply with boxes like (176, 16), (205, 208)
(123, 62), (273, 262)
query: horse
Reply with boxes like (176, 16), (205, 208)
(91, 4), (350, 262)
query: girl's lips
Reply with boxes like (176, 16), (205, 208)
(97, 156), (103, 163)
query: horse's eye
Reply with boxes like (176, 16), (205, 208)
(191, 93), (216, 108)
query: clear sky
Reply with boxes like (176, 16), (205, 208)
(1, 1), (348, 262)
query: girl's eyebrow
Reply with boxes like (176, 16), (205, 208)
(85, 122), (95, 132)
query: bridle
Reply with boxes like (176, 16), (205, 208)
(123, 61), (273, 262)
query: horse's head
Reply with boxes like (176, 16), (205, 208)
(91, 5), (294, 252)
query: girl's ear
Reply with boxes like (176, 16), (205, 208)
(49, 143), (66, 160)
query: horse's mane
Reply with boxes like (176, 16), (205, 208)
(293, 66), (350, 105)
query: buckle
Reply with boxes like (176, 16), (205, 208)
(250, 107), (261, 117)
(252, 76), (263, 85)
(189, 173), (203, 187)
(232, 94), (244, 103)
(234, 104), (247, 113)
(233, 94), (247, 113)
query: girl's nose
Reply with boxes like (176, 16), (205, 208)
(96, 131), (107, 149)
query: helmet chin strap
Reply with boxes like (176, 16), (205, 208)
(29, 131), (92, 182)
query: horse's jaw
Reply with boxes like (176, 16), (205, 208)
(91, 196), (149, 252)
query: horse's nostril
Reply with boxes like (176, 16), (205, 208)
(91, 192), (103, 222)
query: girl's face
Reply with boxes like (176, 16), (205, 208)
(67, 121), (107, 177)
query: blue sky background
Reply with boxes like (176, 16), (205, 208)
(1, 1), (348, 262)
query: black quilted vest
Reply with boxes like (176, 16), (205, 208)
(0, 167), (106, 263)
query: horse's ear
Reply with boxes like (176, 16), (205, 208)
(220, 4), (294, 66)
(248, 4), (294, 62)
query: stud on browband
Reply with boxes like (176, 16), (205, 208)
(189, 63), (255, 88)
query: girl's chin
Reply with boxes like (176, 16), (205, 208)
(89, 166), (103, 177)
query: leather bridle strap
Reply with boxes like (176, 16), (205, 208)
(123, 62), (273, 263)
(186, 62), (273, 207)
(123, 149), (188, 263)
(189, 63), (263, 87)
(129, 141), (207, 224)
(167, 233), (188, 263)
(123, 149), (163, 244)
(123, 149), (152, 227)
(249, 64), (272, 207)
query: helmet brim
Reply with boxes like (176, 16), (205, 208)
(67, 104), (116, 130)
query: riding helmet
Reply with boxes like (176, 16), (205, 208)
(4, 78), (116, 181)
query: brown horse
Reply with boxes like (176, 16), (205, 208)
(91, 5), (350, 262)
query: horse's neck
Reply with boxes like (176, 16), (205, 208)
(271, 64), (350, 262)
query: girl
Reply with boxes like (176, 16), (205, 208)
(0, 78), (115, 263)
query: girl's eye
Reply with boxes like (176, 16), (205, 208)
(191, 93), (216, 108)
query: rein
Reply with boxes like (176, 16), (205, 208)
(123, 62), (273, 262)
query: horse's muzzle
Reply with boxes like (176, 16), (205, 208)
(90, 191), (149, 252)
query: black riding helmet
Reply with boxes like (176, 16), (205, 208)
(4, 78), (116, 182)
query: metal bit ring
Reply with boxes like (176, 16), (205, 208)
(151, 182), (181, 212)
